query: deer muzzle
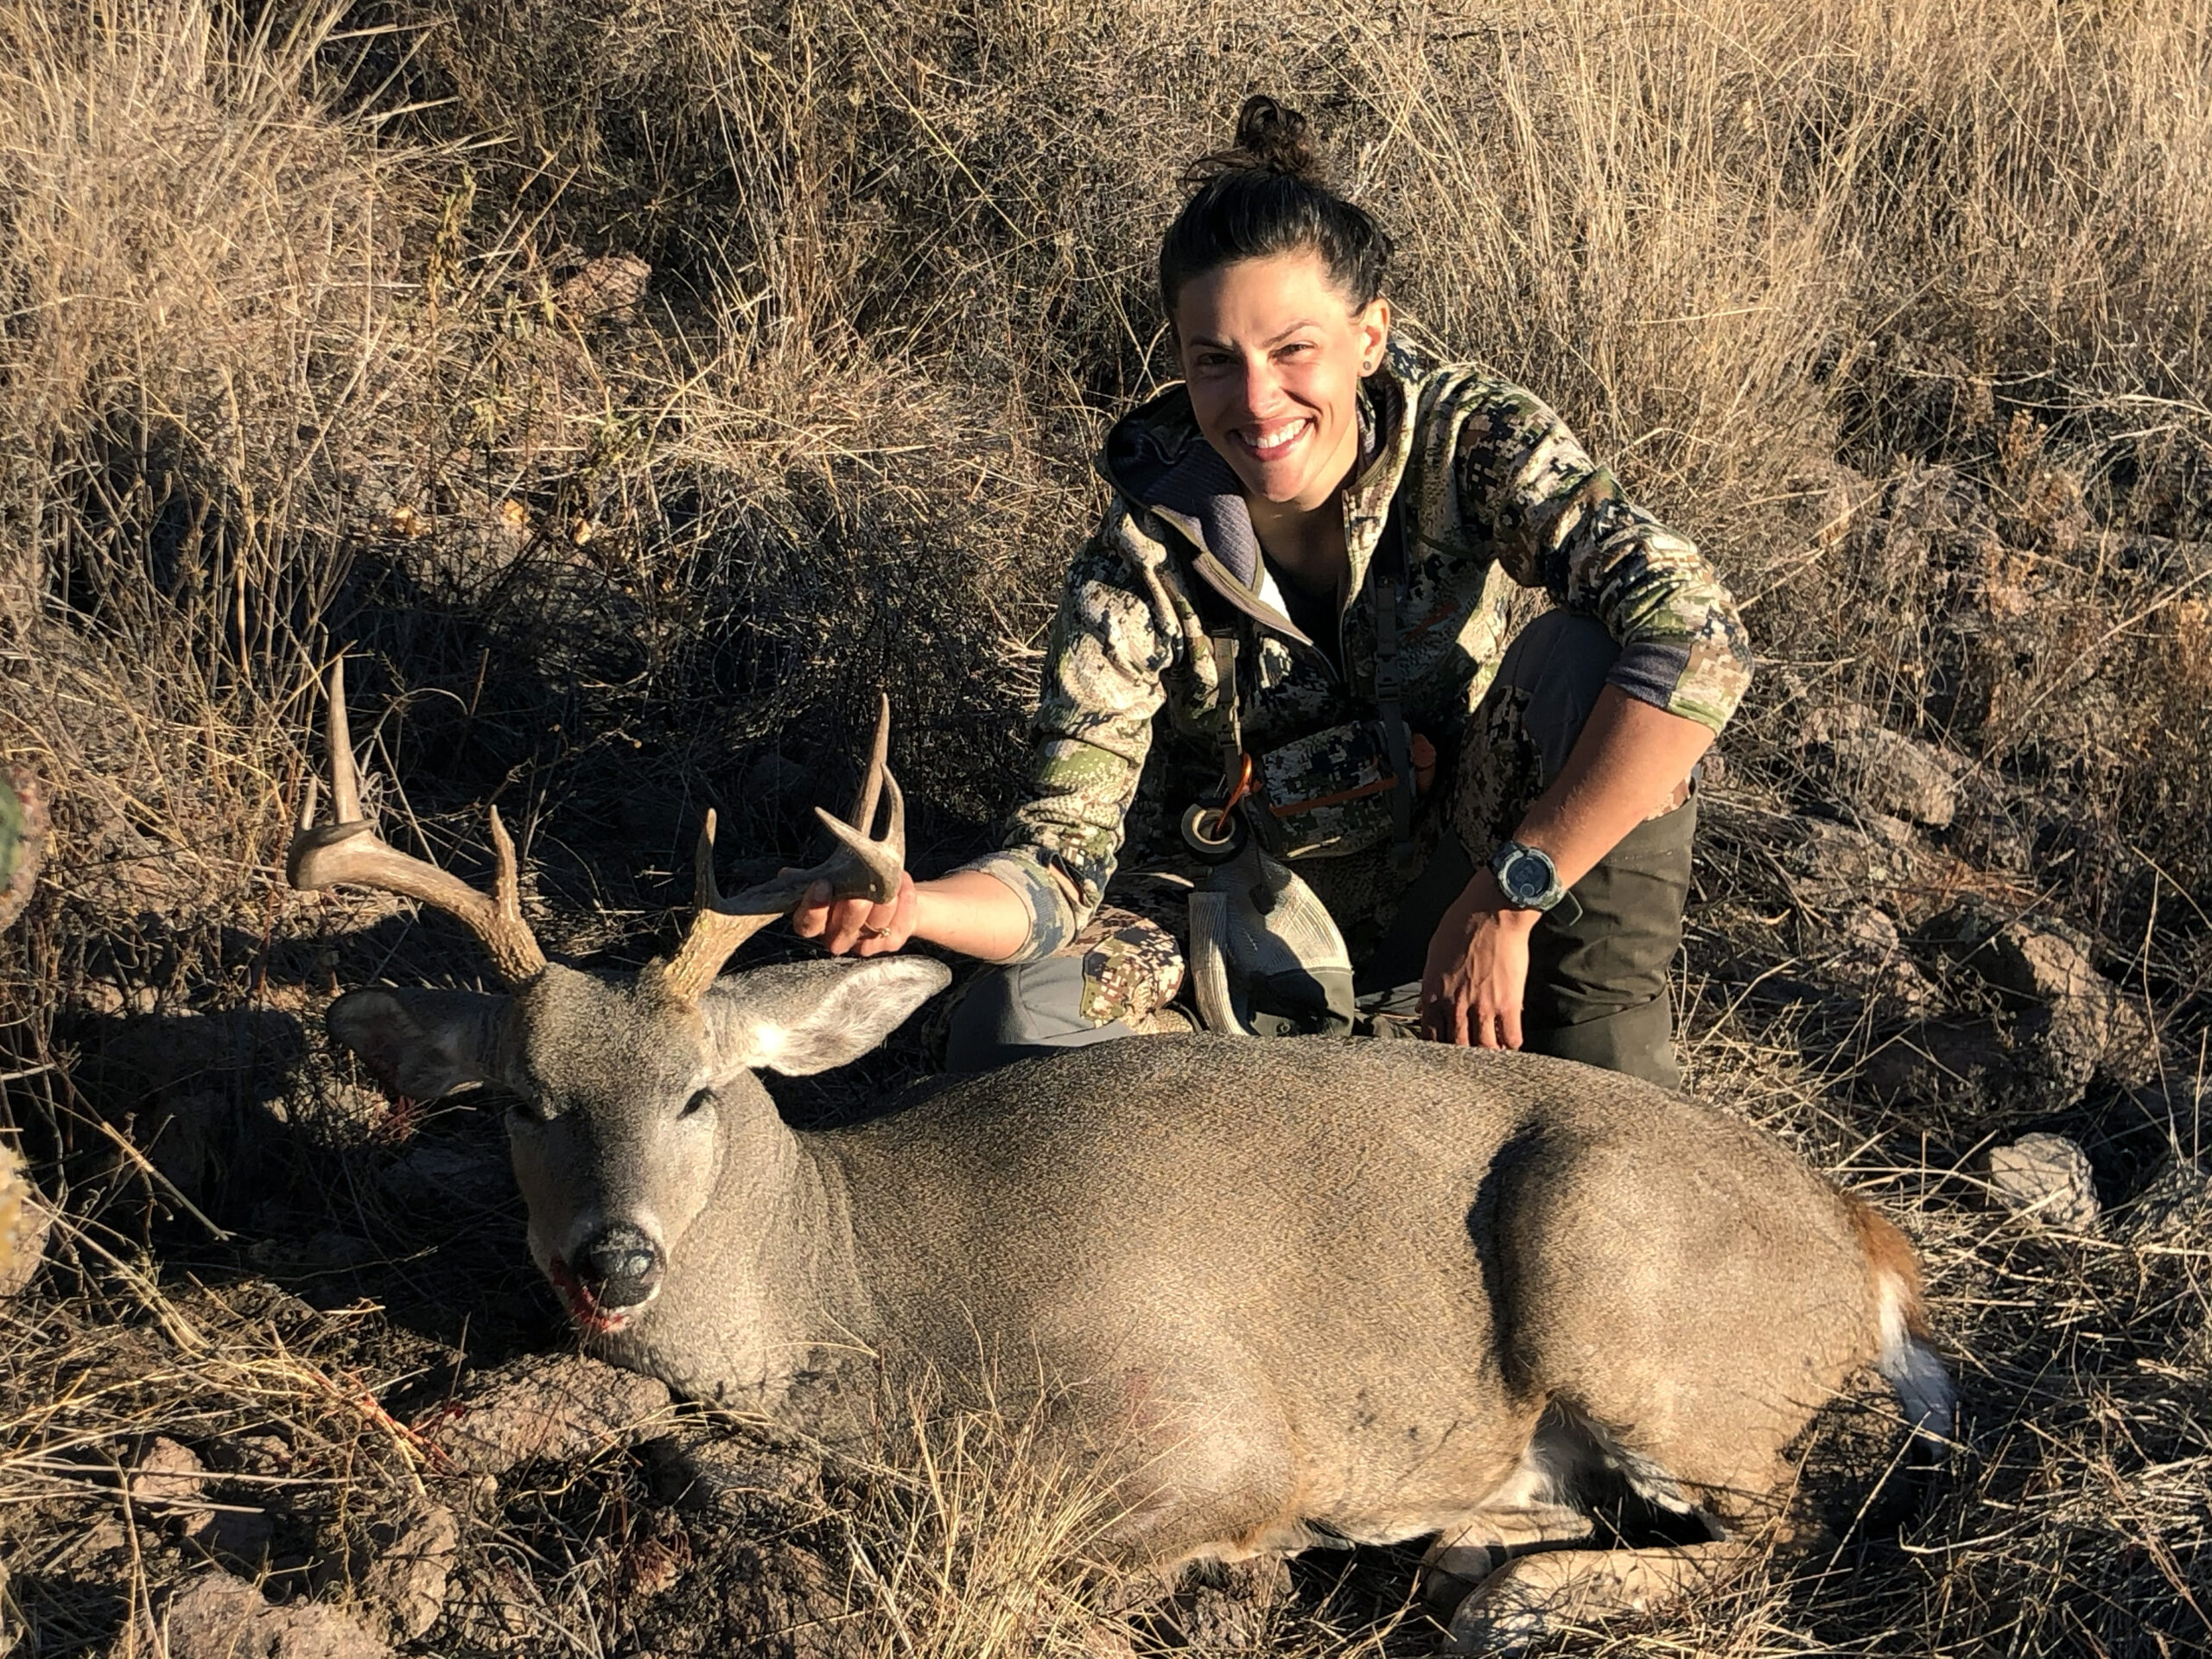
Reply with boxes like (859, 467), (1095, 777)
(575, 1223), (664, 1310)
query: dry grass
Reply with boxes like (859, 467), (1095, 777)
(1, 0), (2208, 1653)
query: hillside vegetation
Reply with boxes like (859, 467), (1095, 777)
(1, 1), (2208, 1655)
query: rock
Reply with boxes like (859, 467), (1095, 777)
(426, 1354), (672, 1477)
(0, 1140), (50, 1295)
(645, 1431), (819, 1521)
(626, 1532), (857, 1659)
(1784, 819), (1916, 912)
(1124, 1556), (1291, 1651)
(617, 1511), (694, 1601)
(1982, 1133), (2100, 1231)
(1828, 907), (1940, 1012)
(361, 1502), (459, 1639)
(200, 1505), (276, 1567)
(1949, 791), (2036, 874)
(1932, 908), (2141, 1107)
(1977, 918), (2131, 1099)
(556, 254), (651, 322)
(145, 1090), (229, 1206)
(246, 1230), (379, 1280)
(1860, 1020), (2015, 1107)
(80, 978), (128, 1016)
(148, 1572), (389, 1659)
(131, 1436), (213, 1534)
(1821, 726), (1959, 829)
(1971, 917), (2104, 1006)
(225, 1433), (296, 1477)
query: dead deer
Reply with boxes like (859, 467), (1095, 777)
(292, 658), (1952, 1652)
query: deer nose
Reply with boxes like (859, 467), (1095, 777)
(577, 1224), (663, 1306)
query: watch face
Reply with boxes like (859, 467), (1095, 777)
(1501, 850), (1550, 905)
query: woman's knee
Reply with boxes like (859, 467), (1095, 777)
(1489, 609), (1620, 783)
(942, 911), (1185, 1071)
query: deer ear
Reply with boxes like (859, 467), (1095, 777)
(328, 988), (510, 1101)
(706, 957), (952, 1077)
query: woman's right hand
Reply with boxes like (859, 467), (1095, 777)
(790, 870), (918, 957)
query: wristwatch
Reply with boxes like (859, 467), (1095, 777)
(1489, 840), (1568, 912)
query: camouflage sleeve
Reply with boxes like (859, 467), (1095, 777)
(1458, 385), (1754, 732)
(952, 530), (1173, 963)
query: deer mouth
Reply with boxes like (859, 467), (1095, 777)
(545, 1256), (658, 1336)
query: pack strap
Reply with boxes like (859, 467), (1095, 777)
(1369, 499), (1418, 867)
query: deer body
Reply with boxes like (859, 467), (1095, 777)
(592, 1023), (1908, 1556)
(295, 668), (1948, 1649)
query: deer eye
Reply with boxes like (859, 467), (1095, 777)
(680, 1088), (715, 1120)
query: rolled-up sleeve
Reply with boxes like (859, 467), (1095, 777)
(1460, 387), (1754, 733)
(953, 533), (1173, 961)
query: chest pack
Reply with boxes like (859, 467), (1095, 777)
(1182, 498), (1425, 867)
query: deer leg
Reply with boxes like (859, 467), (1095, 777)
(1444, 1538), (1760, 1655)
(1416, 1402), (1602, 1609)
(1419, 1501), (1595, 1611)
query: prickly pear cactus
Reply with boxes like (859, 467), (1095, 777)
(1, 764), (48, 1294)
(0, 763), (44, 931)
(0, 1141), (46, 1296)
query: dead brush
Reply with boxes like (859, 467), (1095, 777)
(818, 1379), (1149, 1659)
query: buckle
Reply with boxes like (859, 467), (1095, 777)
(1182, 753), (1255, 864)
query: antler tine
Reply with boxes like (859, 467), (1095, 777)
(648, 696), (911, 1006)
(846, 694), (892, 846)
(289, 654), (549, 987)
(812, 761), (904, 894)
(652, 803), (775, 1003)
(692, 810), (724, 911)
(327, 654), (363, 823)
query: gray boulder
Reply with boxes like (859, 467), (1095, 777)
(142, 1573), (388, 1659)
(1981, 1134), (2100, 1231)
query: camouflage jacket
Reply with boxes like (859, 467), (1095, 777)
(961, 340), (1753, 962)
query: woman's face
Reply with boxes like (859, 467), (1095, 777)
(1174, 250), (1390, 516)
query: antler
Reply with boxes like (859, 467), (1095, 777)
(289, 656), (549, 986)
(647, 694), (906, 1004)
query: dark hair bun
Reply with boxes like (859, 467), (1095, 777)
(1232, 96), (1322, 182)
(1159, 92), (1390, 318)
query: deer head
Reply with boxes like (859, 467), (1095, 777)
(291, 658), (949, 1332)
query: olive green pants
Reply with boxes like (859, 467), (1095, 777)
(945, 611), (1694, 1090)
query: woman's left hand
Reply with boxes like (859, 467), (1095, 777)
(1421, 870), (1539, 1046)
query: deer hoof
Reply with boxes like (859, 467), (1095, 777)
(1444, 1561), (1554, 1656)
(1419, 1540), (1497, 1611)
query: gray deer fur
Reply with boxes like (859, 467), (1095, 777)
(332, 957), (1954, 1649)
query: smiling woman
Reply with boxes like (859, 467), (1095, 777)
(793, 95), (1754, 1090)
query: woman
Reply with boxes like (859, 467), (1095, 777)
(795, 98), (1751, 1089)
